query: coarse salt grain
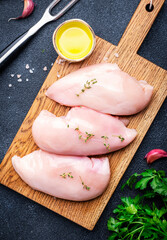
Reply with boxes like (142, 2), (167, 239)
(29, 69), (33, 73)
(17, 74), (21, 78)
(11, 74), (14, 77)
(26, 78), (29, 82)
(114, 53), (119, 58)
(17, 78), (22, 82)
(9, 84), (12, 87)
(43, 66), (47, 71)
(103, 57), (108, 61)
(51, 63), (53, 66)
(56, 58), (66, 65)
(26, 64), (30, 69)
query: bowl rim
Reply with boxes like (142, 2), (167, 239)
(52, 18), (96, 62)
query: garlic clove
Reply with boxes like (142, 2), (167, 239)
(8, 0), (35, 22)
(145, 149), (167, 164)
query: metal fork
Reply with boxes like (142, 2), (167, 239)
(0, 0), (80, 66)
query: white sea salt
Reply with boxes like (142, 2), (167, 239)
(114, 53), (119, 58)
(29, 69), (33, 73)
(56, 58), (66, 65)
(25, 64), (30, 69)
(8, 84), (12, 87)
(11, 74), (14, 77)
(103, 57), (108, 62)
(17, 74), (21, 78)
(17, 78), (22, 82)
(43, 66), (47, 71)
(51, 63), (53, 66)
(26, 78), (29, 82)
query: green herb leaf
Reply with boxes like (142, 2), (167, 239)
(76, 78), (97, 96)
(108, 169), (167, 240)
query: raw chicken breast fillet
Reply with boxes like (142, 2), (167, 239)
(12, 150), (110, 201)
(32, 107), (137, 156)
(46, 63), (153, 115)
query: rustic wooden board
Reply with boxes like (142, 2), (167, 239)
(0, 0), (167, 230)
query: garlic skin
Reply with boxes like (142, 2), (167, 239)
(8, 0), (35, 22)
(145, 149), (167, 164)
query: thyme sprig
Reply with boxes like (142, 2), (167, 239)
(104, 143), (111, 151)
(76, 78), (97, 97)
(85, 132), (95, 142)
(75, 127), (94, 142)
(60, 172), (73, 179)
(112, 134), (125, 142)
(101, 136), (111, 152)
(79, 176), (90, 190)
(101, 136), (109, 140)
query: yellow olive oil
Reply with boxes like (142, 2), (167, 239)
(55, 20), (94, 60)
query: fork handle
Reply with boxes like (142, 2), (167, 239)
(0, 18), (45, 67)
(0, 31), (33, 66)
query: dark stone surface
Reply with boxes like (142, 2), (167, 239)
(0, 0), (166, 239)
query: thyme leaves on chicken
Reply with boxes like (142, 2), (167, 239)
(60, 172), (73, 179)
(79, 176), (90, 190)
(85, 132), (95, 142)
(101, 136), (109, 140)
(75, 127), (94, 142)
(76, 78), (97, 97)
(101, 136), (111, 152)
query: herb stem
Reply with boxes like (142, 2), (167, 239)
(124, 226), (144, 238)
(76, 78), (97, 96)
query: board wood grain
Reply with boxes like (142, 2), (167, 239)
(0, 0), (166, 230)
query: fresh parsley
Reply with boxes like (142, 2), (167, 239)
(108, 169), (167, 240)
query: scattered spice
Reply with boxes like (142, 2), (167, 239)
(114, 52), (119, 58)
(25, 64), (30, 69)
(56, 58), (66, 65)
(75, 127), (94, 142)
(79, 176), (90, 190)
(8, 0), (35, 22)
(41, 49), (45, 53)
(57, 71), (60, 78)
(101, 135), (111, 151)
(43, 66), (47, 71)
(60, 172), (73, 179)
(76, 78), (97, 97)
(101, 136), (109, 140)
(67, 124), (69, 128)
(85, 132), (94, 142)
(104, 143), (111, 151)
(112, 134), (125, 142)
(103, 56), (108, 62)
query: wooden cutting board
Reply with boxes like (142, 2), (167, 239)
(0, 0), (166, 230)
